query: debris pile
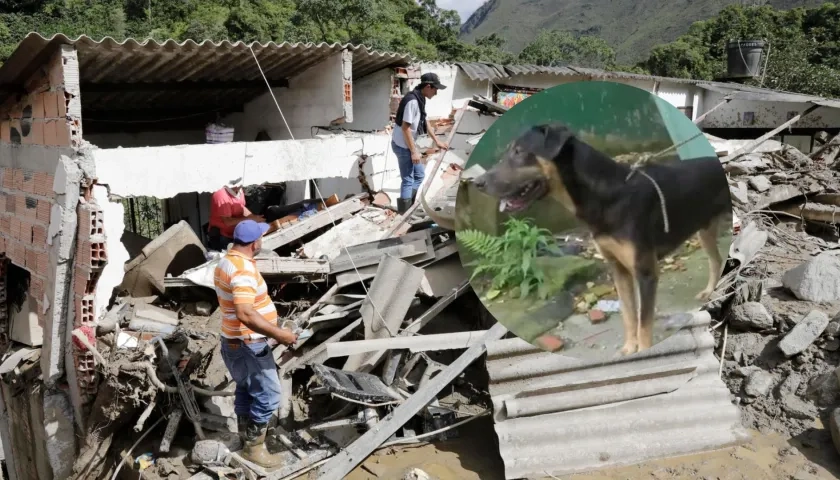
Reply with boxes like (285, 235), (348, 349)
(66, 106), (513, 480)
(707, 132), (840, 451)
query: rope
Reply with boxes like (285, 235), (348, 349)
(627, 168), (670, 234)
(248, 45), (395, 338)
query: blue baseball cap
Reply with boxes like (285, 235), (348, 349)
(233, 220), (270, 244)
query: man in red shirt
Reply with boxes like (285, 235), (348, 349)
(208, 178), (265, 251)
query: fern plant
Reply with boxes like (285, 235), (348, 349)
(458, 217), (556, 300)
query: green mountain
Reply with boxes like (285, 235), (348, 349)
(460, 0), (825, 63)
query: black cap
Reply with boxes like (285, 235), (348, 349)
(420, 72), (447, 90)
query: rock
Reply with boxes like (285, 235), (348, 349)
(589, 309), (606, 324)
(191, 440), (231, 465)
(825, 339), (840, 351)
(781, 394), (817, 420)
(748, 175), (772, 193)
(730, 184), (750, 206)
(403, 468), (432, 480)
(744, 371), (775, 397)
(730, 302), (774, 331)
(782, 253), (840, 302)
(826, 318), (840, 337)
(778, 372), (803, 397)
(806, 371), (840, 406)
(195, 301), (213, 316)
(830, 408), (840, 457)
(778, 311), (830, 358)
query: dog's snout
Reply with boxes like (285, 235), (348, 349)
(472, 176), (486, 190)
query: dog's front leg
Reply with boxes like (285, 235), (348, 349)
(634, 254), (658, 352)
(696, 220), (724, 302)
(610, 262), (639, 355)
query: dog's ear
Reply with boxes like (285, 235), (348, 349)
(533, 123), (573, 160)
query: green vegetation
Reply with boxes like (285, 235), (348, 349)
(2, 1), (839, 98)
(459, 0), (825, 64)
(458, 217), (555, 300)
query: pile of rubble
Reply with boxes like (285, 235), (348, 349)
(66, 106), (510, 480)
(708, 131), (840, 449)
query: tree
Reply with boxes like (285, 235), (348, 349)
(518, 30), (616, 69)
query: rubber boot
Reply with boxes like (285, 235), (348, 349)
(236, 415), (248, 445)
(397, 198), (410, 214)
(411, 188), (418, 204)
(242, 420), (285, 469)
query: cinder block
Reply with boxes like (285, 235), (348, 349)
(74, 294), (96, 328)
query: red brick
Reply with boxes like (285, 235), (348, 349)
(0, 216), (10, 236)
(30, 121), (44, 145)
(36, 251), (49, 277)
(0, 236), (6, 254)
(57, 90), (67, 118)
(31, 94), (45, 120)
(42, 120), (57, 147)
(9, 241), (24, 267)
(589, 309), (606, 324)
(25, 248), (37, 272)
(48, 55), (64, 90)
(75, 241), (90, 267)
(0, 121), (9, 143)
(36, 200), (50, 224)
(12, 169), (23, 190)
(4, 195), (13, 214)
(1, 169), (13, 190)
(32, 224), (46, 246)
(535, 334), (566, 353)
(55, 121), (70, 147)
(43, 91), (58, 119)
(9, 217), (20, 241)
(74, 294), (96, 328)
(34, 172), (52, 198)
(24, 196), (38, 220)
(24, 69), (48, 94)
(19, 219), (32, 242)
(30, 276), (44, 302)
(20, 170), (34, 194)
(0, 194), (5, 215)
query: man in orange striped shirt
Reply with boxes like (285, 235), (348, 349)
(214, 220), (298, 468)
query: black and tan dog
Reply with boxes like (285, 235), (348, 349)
(470, 123), (731, 355)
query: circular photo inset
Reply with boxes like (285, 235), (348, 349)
(455, 81), (733, 360)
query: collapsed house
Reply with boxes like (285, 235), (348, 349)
(0, 31), (837, 480)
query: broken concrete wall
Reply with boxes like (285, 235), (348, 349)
(227, 51), (348, 142)
(343, 68), (393, 132)
(0, 43), (87, 476)
(414, 63), (458, 119)
(699, 90), (840, 129)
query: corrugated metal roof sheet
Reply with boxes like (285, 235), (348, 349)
(485, 311), (750, 479)
(0, 33), (412, 112)
(455, 62), (509, 81)
(504, 64), (578, 76)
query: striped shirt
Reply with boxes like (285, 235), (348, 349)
(213, 249), (278, 339)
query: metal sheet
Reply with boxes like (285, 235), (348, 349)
(454, 62), (509, 81)
(504, 64), (578, 76)
(485, 311), (750, 479)
(0, 33), (413, 111)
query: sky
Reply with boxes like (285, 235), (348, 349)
(437, 0), (485, 23)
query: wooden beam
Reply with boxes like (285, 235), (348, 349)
(314, 323), (508, 480)
(81, 79), (289, 93)
(693, 94), (734, 125)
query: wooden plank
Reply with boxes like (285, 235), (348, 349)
(693, 94), (733, 125)
(262, 196), (366, 251)
(314, 323), (508, 480)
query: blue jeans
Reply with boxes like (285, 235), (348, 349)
(392, 141), (425, 199)
(220, 339), (282, 425)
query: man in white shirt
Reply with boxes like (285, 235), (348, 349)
(391, 72), (449, 213)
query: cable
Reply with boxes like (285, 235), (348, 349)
(248, 45), (395, 338)
(110, 415), (165, 480)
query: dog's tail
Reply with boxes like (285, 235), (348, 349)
(420, 188), (457, 231)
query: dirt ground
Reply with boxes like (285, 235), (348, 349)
(339, 417), (840, 480)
